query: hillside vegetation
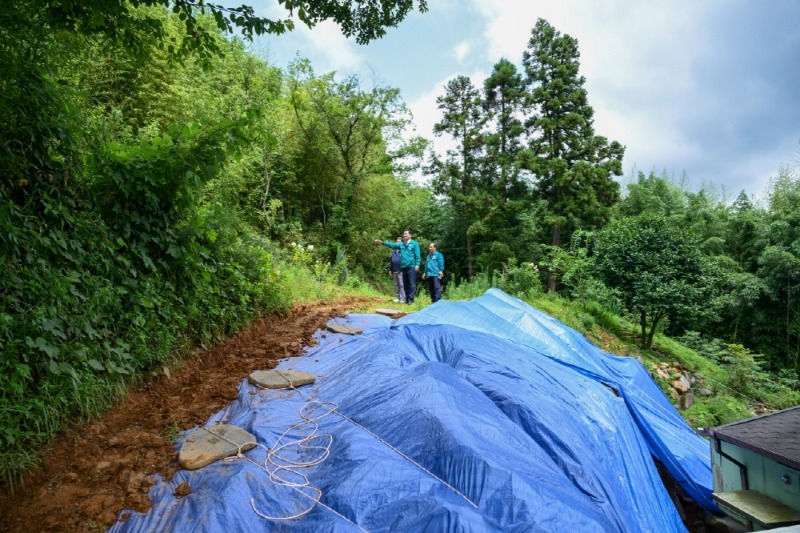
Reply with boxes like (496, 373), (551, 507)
(2, 1), (799, 489)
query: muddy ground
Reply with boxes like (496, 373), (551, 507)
(0, 297), (378, 533)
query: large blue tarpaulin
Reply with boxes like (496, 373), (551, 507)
(110, 289), (714, 532)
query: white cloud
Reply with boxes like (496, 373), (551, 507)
(249, 2), (364, 73)
(463, 0), (731, 185)
(451, 40), (471, 63)
(291, 20), (365, 73)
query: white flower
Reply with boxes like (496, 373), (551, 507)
(307, 244), (314, 250)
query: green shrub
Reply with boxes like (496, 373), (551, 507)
(496, 259), (543, 300)
(683, 394), (753, 429)
(445, 272), (493, 301)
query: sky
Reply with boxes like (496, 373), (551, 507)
(248, 0), (800, 201)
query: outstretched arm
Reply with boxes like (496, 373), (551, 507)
(375, 239), (401, 249)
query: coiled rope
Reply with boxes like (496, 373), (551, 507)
(202, 398), (365, 531)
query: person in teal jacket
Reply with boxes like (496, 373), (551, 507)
(374, 230), (420, 304)
(422, 242), (444, 303)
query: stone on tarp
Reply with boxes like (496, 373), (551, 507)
(375, 308), (405, 317)
(179, 424), (256, 470)
(326, 323), (363, 335)
(248, 369), (316, 389)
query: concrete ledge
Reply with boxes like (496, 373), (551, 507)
(713, 490), (800, 528)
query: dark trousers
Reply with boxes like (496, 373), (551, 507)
(427, 276), (442, 303)
(402, 267), (417, 303)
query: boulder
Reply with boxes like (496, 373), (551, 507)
(248, 369), (316, 389)
(670, 379), (691, 394)
(179, 424), (256, 470)
(678, 392), (696, 410)
(669, 388), (679, 400)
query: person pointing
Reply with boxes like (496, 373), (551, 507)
(374, 229), (421, 304)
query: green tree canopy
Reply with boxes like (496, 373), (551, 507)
(594, 214), (719, 349)
(618, 171), (687, 218)
(287, 61), (413, 247)
(20, 0), (428, 56)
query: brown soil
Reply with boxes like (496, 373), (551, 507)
(0, 297), (379, 533)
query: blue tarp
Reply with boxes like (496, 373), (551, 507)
(110, 289), (714, 533)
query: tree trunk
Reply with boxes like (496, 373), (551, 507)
(318, 187), (327, 239)
(645, 313), (664, 350)
(260, 165), (271, 211)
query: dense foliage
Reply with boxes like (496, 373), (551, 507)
(0, 1), (430, 485)
(423, 18), (800, 392)
(593, 215), (719, 349)
(2, 1), (798, 490)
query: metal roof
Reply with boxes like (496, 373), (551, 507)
(711, 405), (800, 471)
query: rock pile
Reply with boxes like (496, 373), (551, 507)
(650, 362), (713, 410)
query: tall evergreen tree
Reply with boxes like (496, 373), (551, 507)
(430, 75), (487, 279)
(483, 58), (526, 199)
(479, 59), (529, 271)
(522, 19), (624, 290)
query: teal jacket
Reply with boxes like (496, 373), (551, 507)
(425, 250), (444, 277)
(382, 239), (421, 268)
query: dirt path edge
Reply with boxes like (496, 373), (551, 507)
(0, 297), (379, 533)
